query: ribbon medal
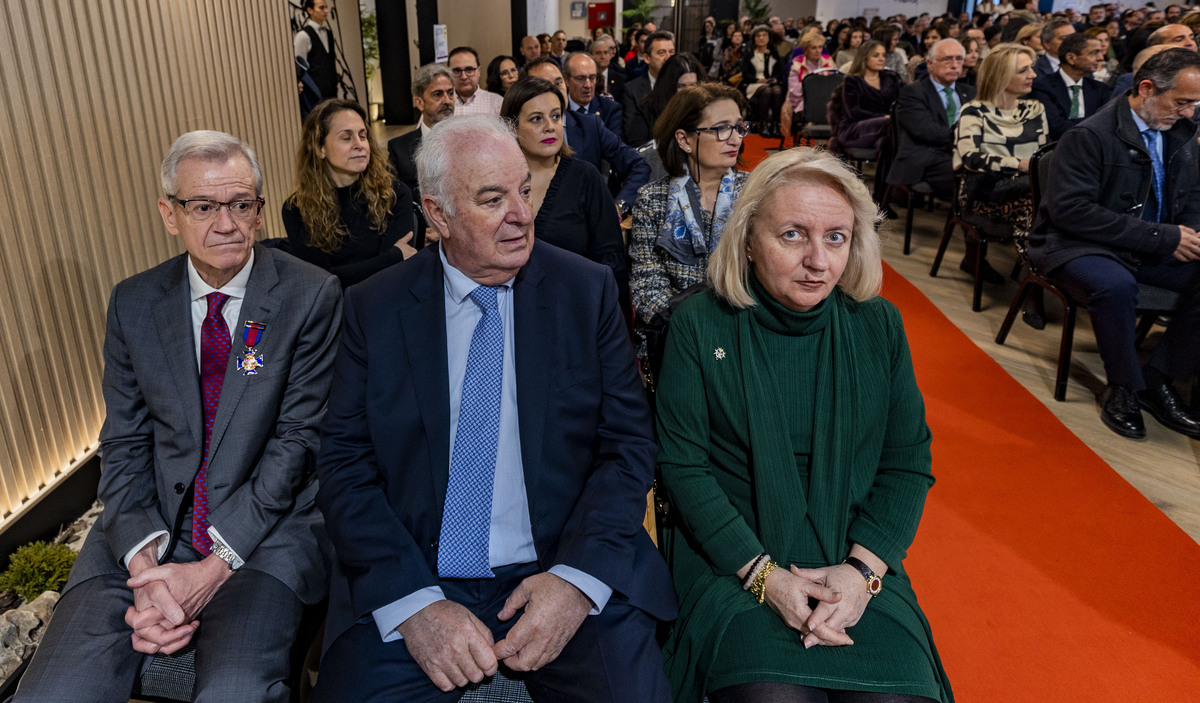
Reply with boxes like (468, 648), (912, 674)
(237, 321), (266, 375)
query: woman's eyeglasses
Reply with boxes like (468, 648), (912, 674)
(693, 121), (751, 141)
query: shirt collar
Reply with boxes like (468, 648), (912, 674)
(187, 248), (254, 302)
(439, 246), (514, 304)
(929, 76), (956, 93)
(1047, 54), (1061, 72)
(304, 19), (325, 32)
(1130, 106), (1156, 133)
(567, 95), (586, 111)
(419, 117), (434, 137)
(455, 90), (476, 106)
(1058, 67), (1083, 87)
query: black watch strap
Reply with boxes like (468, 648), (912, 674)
(843, 556), (883, 597)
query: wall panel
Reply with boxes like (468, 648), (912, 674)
(0, 0), (303, 529)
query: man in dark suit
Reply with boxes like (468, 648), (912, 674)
(1030, 49), (1200, 440)
(13, 132), (341, 703)
(526, 58), (651, 217)
(313, 114), (675, 702)
(1031, 33), (1113, 139)
(590, 35), (625, 104)
(388, 63), (454, 248)
(564, 52), (623, 137)
(1034, 19), (1077, 78)
(621, 31), (675, 145)
(889, 39), (975, 196)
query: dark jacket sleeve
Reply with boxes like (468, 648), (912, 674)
(599, 121), (653, 205)
(578, 162), (629, 296)
(282, 201), (334, 271)
(1030, 78), (1070, 141)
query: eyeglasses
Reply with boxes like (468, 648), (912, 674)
(451, 66), (478, 76)
(693, 121), (751, 141)
(570, 74), (598, 84)
(171, 196), (264, 222)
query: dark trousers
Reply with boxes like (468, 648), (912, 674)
(13, 550), (304, 703)
(1052, 255), (1200, 389)
(314, 563), (671, 703)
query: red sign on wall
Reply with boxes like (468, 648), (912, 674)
(589, 3), (616, 30)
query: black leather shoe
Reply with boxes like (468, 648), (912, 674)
(1021, 297), (1046, 330)
(1101, 385), (1146, 439)
(1139, 373), (1200, 439)
(959, 258), (1005, 285)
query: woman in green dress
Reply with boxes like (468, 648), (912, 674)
(655, 148), (953, 703)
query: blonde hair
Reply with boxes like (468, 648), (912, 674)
(708, 148), (882, 309)
(1014, 23), (1043, 47)
(798, 28), (825, 50)
(976, 43), (1036, 104)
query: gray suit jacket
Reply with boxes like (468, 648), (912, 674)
(68, 244), (342, 605)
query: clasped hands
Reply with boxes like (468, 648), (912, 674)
(396, 572), (592, 693)
(762, 562), (874, 649)
(123, 543), (233, 655)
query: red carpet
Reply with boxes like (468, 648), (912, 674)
(882, 265), (1200, 700)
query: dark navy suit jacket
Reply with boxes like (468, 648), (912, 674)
(1030, 72), (1112, 139)
(316, 241), (677, 645)
(576, 94), (624, 138)
(565, 109), (651, 206)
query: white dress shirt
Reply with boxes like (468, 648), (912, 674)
(293, 19), (329, 60)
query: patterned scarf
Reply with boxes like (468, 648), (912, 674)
(654, 168), (738, 265)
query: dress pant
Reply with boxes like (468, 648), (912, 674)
(315, 563), (671, 703)
(13, 541), (304, 703)
(1052, 254), (1200, 389)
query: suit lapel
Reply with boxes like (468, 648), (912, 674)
(513, 252), (550, 518)
(152, 256), (203, 451)
(922, 79), (948, 126)
(207, 247), (279, 465)
(399, 248), (451, 512)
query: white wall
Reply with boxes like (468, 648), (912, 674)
(815, 0), (949, 23)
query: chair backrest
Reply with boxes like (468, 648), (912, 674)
(801, 70), (844, 125)
(886, 100), (903, 162)
(1030, 141), (1056, 214)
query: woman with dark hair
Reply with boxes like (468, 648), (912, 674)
(282, 98), (415, 286)
(500, 77), (627, 292)
(628, 52), (708, 146)
(872, 25), (909, 77)
(835, 27), (868, 69)
(960, 36), (982, 87)
(906, 25), (943, 82)
(721, 29), (747, 85)
(485, 55), (519, 95)
(825, 23), (850, 57)
(630, 83), (749, 358)
(538, 32), (552, 56)
(741, 26), (786, 137)
(834, 40), (901, 153)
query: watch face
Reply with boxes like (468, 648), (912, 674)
(867, 576), (883, 596)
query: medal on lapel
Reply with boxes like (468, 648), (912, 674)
(237, 321), (266, 375)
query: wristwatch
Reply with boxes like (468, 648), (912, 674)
(210, 541), (239, 572)
(843, 556), (882, 597)
(615, 199), (631, 219)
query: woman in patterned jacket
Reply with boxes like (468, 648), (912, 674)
(630, 82), (750, 359)
(953, 43), (1048, 285)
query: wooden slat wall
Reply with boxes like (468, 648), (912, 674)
(0, 0), (302, 529)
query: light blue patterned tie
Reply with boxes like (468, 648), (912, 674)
(1141, 129), (1165, 222)
(438, 286), (503, 578)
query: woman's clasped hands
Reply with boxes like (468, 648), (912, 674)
(763, 563), (874, 649)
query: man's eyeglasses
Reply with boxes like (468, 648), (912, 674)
(693, 121), (751, 141)
(451, 66), (478, 76)
(570, 74), (598, 84)
(171, 196), (264, 222)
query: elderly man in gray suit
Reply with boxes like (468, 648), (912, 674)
(12, 131), (341, 703)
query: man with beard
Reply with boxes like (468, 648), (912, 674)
(388, 63), (455, 246)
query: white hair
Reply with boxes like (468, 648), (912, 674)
(160, 130), (263, 197)
(415, 114), (517, 218)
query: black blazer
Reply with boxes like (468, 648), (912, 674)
(889, 78), (977, 187)
(316, 241), (677, 646)
(579, 94), (624, 138)
(1034, 53), (1055, 79)
(739, 48), (786, 87)
(621, 74), (653, 145)
(386, 128), (428, 247)
(565, 110), (652, 207)
(1030, 72), (1113, 140)
(602, 64), (626, 104)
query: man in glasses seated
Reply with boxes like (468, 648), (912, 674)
(449, 46), (503, 116)
(11, 131), (341, 703)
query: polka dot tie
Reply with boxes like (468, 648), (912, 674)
(437, 286), (503, 579)
(193, 292), (230, 555)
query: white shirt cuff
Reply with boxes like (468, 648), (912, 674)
(206, 526), (245, 569)
(548, 565), (612, 614)
(372, 586), (447, 642)
(122, 531), (169, 569)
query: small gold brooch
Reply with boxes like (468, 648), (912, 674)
(714, 348), (726, 360)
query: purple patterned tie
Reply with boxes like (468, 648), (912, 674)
(193, 292), (231, 554)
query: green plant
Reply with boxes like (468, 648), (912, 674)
(0, 541), (76, 603)
(743, 0), (772, 25)
(622, 0), (664, 26)
(360, 3), (379, 80)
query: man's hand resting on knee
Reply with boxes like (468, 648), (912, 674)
(397, 600), (499, 692)
(124, 546), (234, 655)
(493, 572), (591, 672)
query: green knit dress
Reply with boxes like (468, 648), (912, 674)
(655, 277), (953, 703)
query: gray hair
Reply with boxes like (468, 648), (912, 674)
(1041, 18), (1073, 45)
(415, 114), (516, 219)
(412, 62), (453, 97)
(1134, 46), (1200, 91)
(928, 38), (965, 61)
(590, 34), (616, 51)
(160, 130), (263, 197)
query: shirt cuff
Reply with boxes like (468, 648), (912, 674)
(122, 531), (169, 569)
(372, 586), (447, 642)
(206, 526), (245, 570)
(548, 565), (612, 614)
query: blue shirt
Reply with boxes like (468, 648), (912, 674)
(1130, 107), (1163, 162)
(370, 248), (612, 642)
(929, 77), (961, 123)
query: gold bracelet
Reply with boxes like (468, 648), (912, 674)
(749, 560), (777, 603)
